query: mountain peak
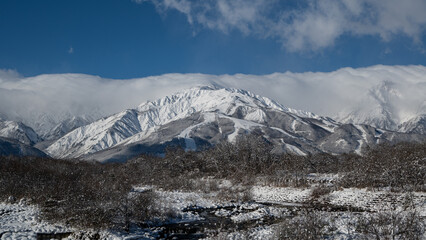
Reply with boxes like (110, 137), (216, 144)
(137, 85), (317, 119)
(0, 120), (41, 145)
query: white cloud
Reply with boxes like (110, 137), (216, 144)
(133, 0), (193, 23)
(135, 0), (426, 51)
(68, 47), (74, 54)
(1, 65), (426, 133)
(0, 69), (22, 85)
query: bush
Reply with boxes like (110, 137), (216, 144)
(0, 156), (159, 230)
(275, 210), (331, 240)
(339, 142), (426, 190)
(310, 184), (332, 201)
(355, 210), (424, 239)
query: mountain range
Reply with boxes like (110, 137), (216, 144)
(0, 85), (424, 162)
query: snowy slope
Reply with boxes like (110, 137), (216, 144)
(398, 114), (426, 135)
(136, 86), (317, 119)
(42, 115), (97, 140)
(336, 80), (402, 131)
(0, 202), (71, 239)
(0, 120), (41, 145)
(46, 86), (425, 162)
(46, 86), (334, 159)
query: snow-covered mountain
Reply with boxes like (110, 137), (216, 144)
(0, 120), (41, 145)
(399, 114), (426, 135)
(46, 86), (425, 162)
(46, 86), (324, 158)
(0, 73), (109, 138)
(335, 80), (423, 131)
(42, 116), (97, 140)
(0, 119), (46, 157)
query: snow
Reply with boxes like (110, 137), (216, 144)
(43, 84), (426, 160)
(399, 114), (426, 134)
(315, 119), (339, 133)
(137, 87), (285, 115)
(46, 109), (144, 158)
(328, 188), (426, 215)
(46, 86), (320, 159)
(224, 115), (264, 142)
(354, 125), (368, 154)
(252, 186), (312, 204)
(230, 207), (270, 223)
(270, 127), (297, 138)
(284, 143), (307, 156)
(178, 112), (217, 151)
(0, 201), (71, 239)
(120, 127), (156, 145)
(206, 226), (276, 240)
(2, 184), (425, 239)
(291, 119), (298, 132)
(244, 109), (267, 123)
(252, 184), (426, 218)
(336, 139), (348, 147)
(134, 186), (219, 212)
(0, 120), (41, 145)
(178, 113), (216, 139)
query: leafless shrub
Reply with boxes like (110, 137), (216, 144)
(0, 156), (161, 230)
(112, 191), (161, 232)
(216, 185), (252, 202)
(354, 193), (425, 240)
(339, 142), (426, 190)
(275, 210), (331, 240)
(355, 210), (424, 240)
(310, 184), (332, 201)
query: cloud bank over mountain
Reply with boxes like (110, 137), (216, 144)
(135, 0), (426, 51)
(1, 65), (426, 132)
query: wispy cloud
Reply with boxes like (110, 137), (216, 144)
(68, 47), (74, 54)
(135, 0), (426, 51)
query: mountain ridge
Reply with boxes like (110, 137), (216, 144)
(0, 120), (41, 145)
(46, 86), (332, 159)
(44, 86), (425, 162)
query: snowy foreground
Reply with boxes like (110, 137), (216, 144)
(1, 183), (425, 240)
(0, 201), (71, 240)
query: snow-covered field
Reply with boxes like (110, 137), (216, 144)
(1, 184), (424, 240)
(0, 201), (71, 240)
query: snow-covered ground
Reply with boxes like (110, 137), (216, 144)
(329, 188), (426, 215)
(1, 185), (425, 239)
(0, 201), (71, 240)
(252, 186), (312, 204)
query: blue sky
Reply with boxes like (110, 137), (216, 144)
(1, 0), (426, 78)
